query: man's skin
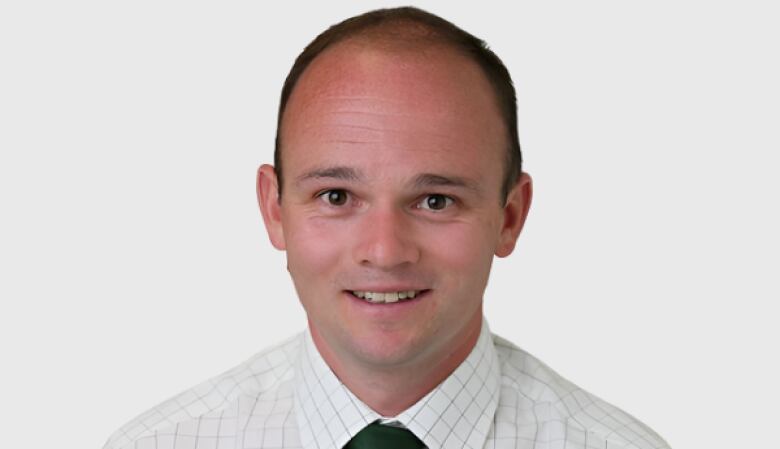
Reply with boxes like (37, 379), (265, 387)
(257, 38), (532, 416)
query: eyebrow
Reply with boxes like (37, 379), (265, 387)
(294, 166), (480, 194)
(294, 166), (363, 186)
(412, 173), (481, 194)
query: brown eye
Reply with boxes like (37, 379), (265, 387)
(420, 194), (453, 211)
(322, 189), (348, 206)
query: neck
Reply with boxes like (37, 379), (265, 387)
(309, 312), (483, 417)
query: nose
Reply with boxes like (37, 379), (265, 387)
(352, 204), (420, 269)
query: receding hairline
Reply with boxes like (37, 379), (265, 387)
(331, 18), (469, 52)
(281, 12), (507, 121)
(290, 18), (494, 85)
(280, 36), (504, 131)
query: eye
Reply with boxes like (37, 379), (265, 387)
(318, 189), (349, 206)
(417, 194), (454, 211)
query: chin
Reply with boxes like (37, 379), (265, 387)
(342, 326), (434, 368)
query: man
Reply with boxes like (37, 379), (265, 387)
(104, 7), (669, 449)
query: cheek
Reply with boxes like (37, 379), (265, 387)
(421, 221), (496, 282)
(284, 217), (345, 288)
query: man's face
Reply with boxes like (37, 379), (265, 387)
(259, 43), (530, 370)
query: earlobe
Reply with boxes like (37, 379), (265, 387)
(256, 164), (287, 250)
(495, 172), (533, 258)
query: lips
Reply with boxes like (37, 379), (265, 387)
(349, 290), (428, 304)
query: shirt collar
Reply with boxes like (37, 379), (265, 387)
(293, 319), (501, 449)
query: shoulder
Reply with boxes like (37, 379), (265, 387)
(491, 334), (671, 449)
(101, 333), (303, 449)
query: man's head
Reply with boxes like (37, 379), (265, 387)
(257, 7), (532, 395)
(274, 6), (523, 206)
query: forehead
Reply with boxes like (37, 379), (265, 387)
(280, 41), (506, 186)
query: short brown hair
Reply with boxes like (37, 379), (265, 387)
(274, 6), (522, 204)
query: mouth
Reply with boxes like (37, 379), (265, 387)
(348, 289), (430, 304)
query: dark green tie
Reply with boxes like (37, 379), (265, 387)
(343, 422), (426, 449)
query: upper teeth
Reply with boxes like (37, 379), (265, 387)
(352, 291), (420, 303)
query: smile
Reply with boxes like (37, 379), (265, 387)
(350, 290), (426, 304)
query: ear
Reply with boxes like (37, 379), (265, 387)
(495, 172), (533, 258)
(256, 164), (286, 250)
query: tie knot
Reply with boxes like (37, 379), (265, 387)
(344, 422), (425, 449)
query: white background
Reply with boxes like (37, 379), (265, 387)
(1, 1), (778, 448)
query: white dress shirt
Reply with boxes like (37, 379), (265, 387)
(103, 319), (669, 449)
